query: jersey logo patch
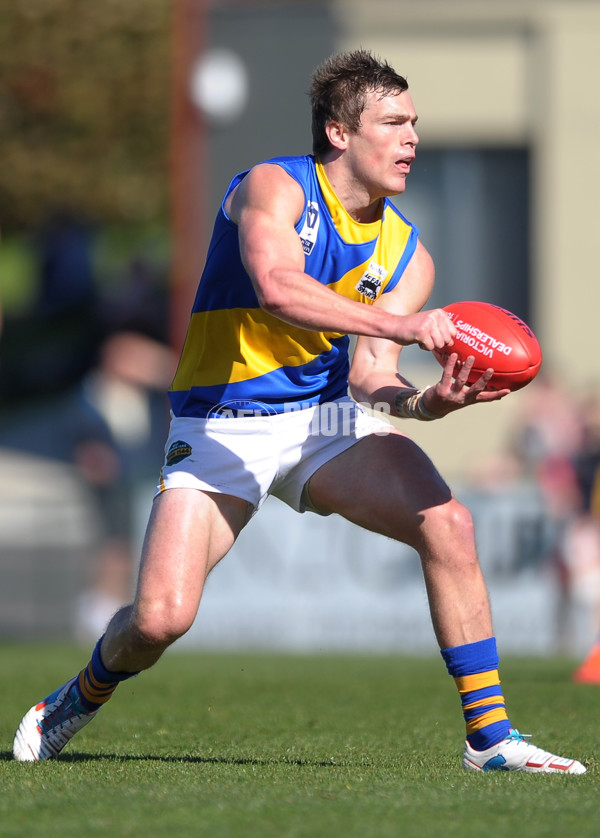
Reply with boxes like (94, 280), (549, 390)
(298, 201), (320, 254)
(355, 262), (388, 300)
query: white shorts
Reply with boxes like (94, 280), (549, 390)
(157, 397), (391, 515)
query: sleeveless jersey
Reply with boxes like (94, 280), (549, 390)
(169, 154), (419, 417)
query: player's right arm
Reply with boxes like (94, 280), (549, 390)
(226, 163), (454, 351)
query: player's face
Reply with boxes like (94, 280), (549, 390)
(345, 89), (419, 199)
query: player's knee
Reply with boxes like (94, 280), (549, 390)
(130, 602), (195, 649)
(448, 499), (475, 541)
(422, 498), (477, 557)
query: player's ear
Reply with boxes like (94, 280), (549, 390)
(325, 120), (349, 150)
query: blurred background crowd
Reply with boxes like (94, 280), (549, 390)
(1, 0), (600, 664)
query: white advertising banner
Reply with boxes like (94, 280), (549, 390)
(171, 486), (571, 656)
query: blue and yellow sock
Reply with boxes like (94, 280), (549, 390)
(74, 637), (138, 712)
(441, 637), (511, 750)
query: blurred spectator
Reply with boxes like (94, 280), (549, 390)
(0, 329), (176, 640)
(511, 373), (585, 487)
(509, 375), (600, 658)
(72, 330), (176, 640)
(82, 330), (176, 487)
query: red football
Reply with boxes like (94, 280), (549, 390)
(432, 301), (542, 392)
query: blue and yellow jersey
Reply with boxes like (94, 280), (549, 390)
(169, 154), (419, 417)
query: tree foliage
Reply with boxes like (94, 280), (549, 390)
(0, 0), (171, 231)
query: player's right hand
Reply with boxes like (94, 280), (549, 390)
(394, 309), (456, 351)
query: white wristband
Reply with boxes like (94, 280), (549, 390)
(394, 387), (441, 421)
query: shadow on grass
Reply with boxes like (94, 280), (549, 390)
(1, 749), (345, 767)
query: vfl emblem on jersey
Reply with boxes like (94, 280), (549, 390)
(166, 440), (192, 466)
(298, 201), (320, 254)
(355, 261), (388, 300)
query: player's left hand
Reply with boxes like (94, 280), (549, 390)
(423, 353), (511, 416)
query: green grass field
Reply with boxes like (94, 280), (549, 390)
(0, 645), (596, 838)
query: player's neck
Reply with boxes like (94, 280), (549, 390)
(319, 157), (383, 223)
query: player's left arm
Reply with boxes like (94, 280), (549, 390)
(348, 241), (510, 419)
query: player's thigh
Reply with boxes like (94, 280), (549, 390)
(134, 488), (250, 618)
(306, 431), (453, 546)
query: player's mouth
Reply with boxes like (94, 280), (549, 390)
(396, 156), (414, 173)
